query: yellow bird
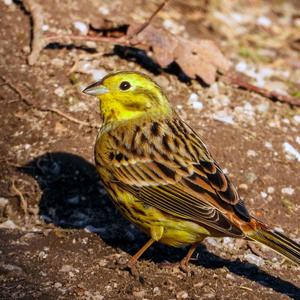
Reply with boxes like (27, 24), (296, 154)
(83, 71), (300, 273)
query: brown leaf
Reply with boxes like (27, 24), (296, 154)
(130, 23), (231, 84)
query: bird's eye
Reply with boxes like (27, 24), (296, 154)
(119, 81), (131, 91)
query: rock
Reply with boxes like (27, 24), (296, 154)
(51, 58), (64, 68)
(1, 263), (24, 273)
(281, 187), (295, 195)
(60, 265), (76, 273)
(244, 252), (264, 267)
(153, 287), (161, 296)
(0, 197), (8, 207)
(73, 21), (88, 35)
(244, 172), (257, 184)
(0, 220), (18, 229)
(247, 149), (257, 157)
(54, 87), (65, 97)
(213, 111), (234, 124)
(132, 289), (146, 298)
(176, 290), (189, 299)
(192, 101), (203, 110)
(283, 142), (300, 161)
(54, 282), (62, 288)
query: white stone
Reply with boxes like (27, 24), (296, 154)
(267, 187), (275, 194)
(247, 149), (257, 157)
(98, 6), (110, 15)
(0, 220), (18, 229)
(244, 252), (264, 266)
(281, 187), (295, 195)
(260, 192), (267, 199)
(73, 21), (88, 35)
(188, 93), (199, 103)
(0, 197), (8, 207)
(91, 69), (107, 81)
(213, 111), (234, 124)
(54, 87), (65, 97)
(256, 102), (269, 113)
(42, 24), (49, 31)
(235, 61), (247, 73)
(264, 141), (273, 149)
(3, 0), (13, 5)
(256, 16), (272, 27)
(192, 101), (203, 110)
(293, 115), (300, 124)
(283, 142), (300, 161)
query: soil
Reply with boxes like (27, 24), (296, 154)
(0, 0), (300, 299)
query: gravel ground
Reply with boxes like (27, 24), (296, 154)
(0, 0), (300, 299)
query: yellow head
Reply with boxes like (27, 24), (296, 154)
(83, 71), (172, 123)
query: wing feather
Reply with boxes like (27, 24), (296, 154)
(100, 115), (250, 236)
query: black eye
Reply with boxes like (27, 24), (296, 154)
(119, 81), (131, 91)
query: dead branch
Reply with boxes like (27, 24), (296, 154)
(1, 75), (100, 129)
(223, 72), (300, 107)
(127, 0), (171, 38)
(22, 0), (45, 65)
(11, 178), (28, 218)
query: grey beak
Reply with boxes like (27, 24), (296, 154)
(82, 81), (109, 96)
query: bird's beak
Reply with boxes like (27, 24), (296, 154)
(82, 81), (109, 96)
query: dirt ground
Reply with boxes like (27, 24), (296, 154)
(1, 0), (300, 299)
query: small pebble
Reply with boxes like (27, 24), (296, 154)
(73, 21), (88, 35)
(54, 282), (62, 288)
(176, 290), (189, 299)
(51, 58), (64, 68)
(3, 0), (12, 5)
(256, 16), (272, 27)
(153, 287), (161, 296)
(267, 187), (275, 194)
(132, 290), (146, 298)
(283, 142), (300, 161)
(54, 87), (65, 97)
(0, 220), (18, 229)
(247, 149), (257, 157)
(281, 187), (294, 195)
(192, 101), (203, 110)
(260, 191), (267, 199)
(213, 111), (234, 125)
(293, 115), (300, 124)
(244, 252), (264, 266)
(264, 141), (273, 149)
(0, 197), (8, 207)
(296, 137), (300, 145)
(42, 24), (49, 31)
(98, 6), (110, 15)
(188, 93), (199, 103)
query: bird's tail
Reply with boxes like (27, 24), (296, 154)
(243, 219), (300, 265)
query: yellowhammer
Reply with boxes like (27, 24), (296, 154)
(83, 71), (300, 273)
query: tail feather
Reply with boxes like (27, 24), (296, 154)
(247, 221), (300, 265)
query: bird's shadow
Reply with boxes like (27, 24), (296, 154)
(20, 152), (299, 298)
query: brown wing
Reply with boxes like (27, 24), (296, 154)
(97, 115), (250, 237)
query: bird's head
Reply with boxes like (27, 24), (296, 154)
(83, 71), (171, 123)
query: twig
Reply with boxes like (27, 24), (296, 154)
(11, 178), (28, 218)
(223, 73), (300, 107)
(127, 0), (171, 38)
(22, 0), (45, 65)
(1, 75), (100, 128)
(21, 0), (170, 65)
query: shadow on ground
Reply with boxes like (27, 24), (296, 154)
(20, 152), (300, 299)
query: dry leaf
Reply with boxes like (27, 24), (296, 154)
(93, 20), (232, 84)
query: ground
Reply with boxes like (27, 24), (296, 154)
(0, 0), (300, 299)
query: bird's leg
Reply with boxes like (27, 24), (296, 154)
(180, 242), (200, 273)
(128, 238), (155, 277)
